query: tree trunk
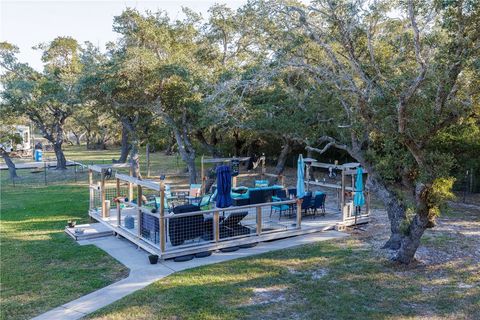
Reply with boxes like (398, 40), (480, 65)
(275, 139), (292, 174)
(195, 130), (218, 157)
(395, 184), (431, 264)
(395, 213), (428, 264)
(173, 129), (197, 184)
(233, 130), (245, 156)
(53, 142), (67, 170)
(185, 156), (197, 184)
(365, 168), (406, 250)
(71, 131), (81, 145)
(129, 139), (141, 178)
(117, 124), (130, 163)
(1, 150), (18, 179)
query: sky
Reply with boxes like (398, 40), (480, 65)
(0, 0), (247, 71)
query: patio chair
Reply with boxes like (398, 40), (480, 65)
(288, 188), (297, 198)
(204, 211), (250, 240)
(249, 188), (271, 204)
(293, 194), (312, 216)
(191, 193), (214, 210)
(311, 193), (326, 216)
(273, 189), (287, 199)
(168, 204), (205, 246)
(270, 197), (291, 219)
(220, 211), (250, 238)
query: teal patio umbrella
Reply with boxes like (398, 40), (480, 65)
(296, 154), (305, 198)
(353, 166), (365, 213)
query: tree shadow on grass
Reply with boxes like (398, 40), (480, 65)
(88, 239), (479, 320)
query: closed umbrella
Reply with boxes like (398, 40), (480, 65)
(216, 165), (232, 208)
(353, 166), (365, 227)
(296, 154), (305, 198)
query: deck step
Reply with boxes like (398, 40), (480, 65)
(65, 223), (114, 241)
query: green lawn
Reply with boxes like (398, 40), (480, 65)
(87, 238), (479, 320)
(0, 183), (128, 320)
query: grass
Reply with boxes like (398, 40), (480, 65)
(87, 238), (479, 320)
(0, 183), (128, 320)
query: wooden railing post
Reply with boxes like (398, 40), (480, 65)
(128, 166), (133, 201)
(340, 168), (345, 210)
(88, 169), (93, 211)
(200, 155), (205, 195)
(213, 211), (220, 242)
(256, 206), (262, 235)
(137, 185), (142, 238)
(159, 183), (166, 253)
(366, 190), (371, 215)
(296, 198), (303, 229)
(116, 178), (121, 226)
(101, 169), (107, 218)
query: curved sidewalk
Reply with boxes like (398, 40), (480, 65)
(32, 230), (348, 320)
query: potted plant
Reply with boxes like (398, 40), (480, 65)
(67, 220), (76, 228)
(148, 254), (159, 264)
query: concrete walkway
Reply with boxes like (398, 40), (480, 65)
(33, 230), (348, 320)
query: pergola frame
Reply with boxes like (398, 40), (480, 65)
(304, 161), (370, 223)
(88, 163), (131, 218)
(200, 155), (285, 194)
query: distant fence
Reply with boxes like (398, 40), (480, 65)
(0, 160), (89, 187)
(0, 158), (190, 188)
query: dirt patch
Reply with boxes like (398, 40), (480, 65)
(241, 286), (287, 306)
(343, 201), (480, 267)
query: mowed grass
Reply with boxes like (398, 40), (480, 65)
(0, 183), (128, 320)
(88, 239), (479, 320)
(44, 145), (193, 174)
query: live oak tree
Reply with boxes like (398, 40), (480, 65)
(269, 0), (480, 263)
(0, 111), (22, 179)
(0, 38), (84, 170)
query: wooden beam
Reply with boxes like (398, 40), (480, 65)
(256, 206), (262, 235)
(128, 167), (133, 201)
(88, 169), (93, 211)
(200, 155), (205, 195)
(341, 169), (346, 211)
(116, 178), (121, 227)
(101, 169), (107, 218)
(213, 211), (220, 242)
(296, 199), (302, 229)
(202, 157), (250, 164)
(137, 185), (143, 238)
(159, 182), (165, 253)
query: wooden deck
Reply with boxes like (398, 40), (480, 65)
(88, 203), (344, 259)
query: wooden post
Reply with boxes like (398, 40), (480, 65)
(213, 211), (220, 242)
(159, 182), (166, 253)
(261, 156), (266, 179)
(200, 155), (205, 195)
(256, 206), (262, 235)
(340, 167), (345, 211)
(116, 178), (121, 226)
(280, 175), (285, 187)
(296, 199), (303, 229)
(366, 191), (371, 215)
(128, 166), (133, 201)
(146, 143), (151, 177)
(232, 176), (237, 188)
(101, 169), (107, 218)
(137, 185), (143, 238)
(88, 169), (93, 211)
(305, 164), (310, 192)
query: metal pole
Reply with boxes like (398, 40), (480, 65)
(146, 143), (151, 177)
(44, 161), (47, 185)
